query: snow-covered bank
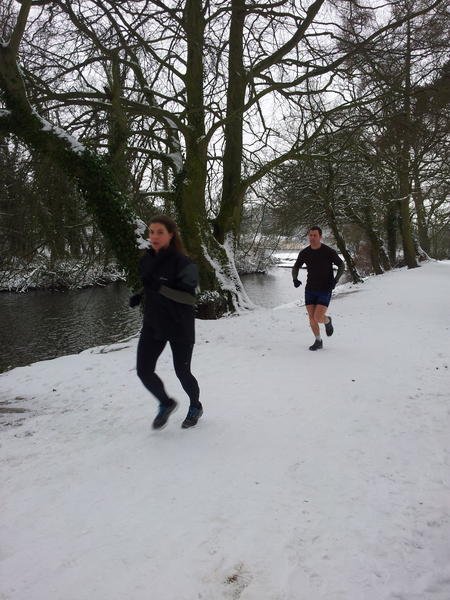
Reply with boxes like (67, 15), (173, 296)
(1, 262), (450, 600)
(0, 259), (125, 292)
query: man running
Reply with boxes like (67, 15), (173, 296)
(292, 226), (345, 351)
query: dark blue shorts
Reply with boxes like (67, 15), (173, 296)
(305, 289), (332, 307)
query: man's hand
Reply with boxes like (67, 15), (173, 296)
(293, 278), (302, 288)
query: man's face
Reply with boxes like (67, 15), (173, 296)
(308, 229), (322, 248)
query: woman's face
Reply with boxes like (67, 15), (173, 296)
(149, 222), (173, 252)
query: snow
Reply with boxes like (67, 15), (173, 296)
(134, 218), (150, 250)
(273, 250), (300, 268)
(201, 236), (254, 311)
(167, 151), (184, 174)
(0, 258), (125, 292)
(1, 261), (450, 600)
(272, 251), (345, 269)
(33, 110), (85, 154)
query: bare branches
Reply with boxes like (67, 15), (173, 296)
(250, 0), (325, 77)
(8, 0), (33, 55)
(2, 0), (448, 260)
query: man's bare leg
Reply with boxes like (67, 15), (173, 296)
(314, 304), (333, 337)
(306, 305), (323, 350)
(306, 305), (320, 337)
(313, 304), (328, 323)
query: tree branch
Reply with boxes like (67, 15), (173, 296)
(7, 0), (33, 55)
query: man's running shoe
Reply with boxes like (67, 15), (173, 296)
(325, 316), (334, 337)
(309, 339), (323, 351)
(152, 399), (178, 429)
(181, 406), (203, 429)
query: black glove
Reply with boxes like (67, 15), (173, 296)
(129, 293), (142, 308)
(293, 278), (302, 288)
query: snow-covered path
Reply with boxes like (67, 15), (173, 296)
(1, 262), (450, 600)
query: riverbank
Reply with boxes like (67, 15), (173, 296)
(0, 266), (299, 373)
(0, 283), (142, 373)
(0, 250), (290, 293)
(1, 261), (449, 599)
(0, 258), (126, 293)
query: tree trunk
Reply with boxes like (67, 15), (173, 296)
(177, 0), (253, 317)
(179, 0), (226, 316)
(385, 194), (398, 265)
(346, 197), (391, 275)
(324, 201), (364, 284)
(362, 204), (390, 274)
(213, 0), (246, 246)
(398, 170), (418, 268)
(107, 52), (130, 197)
(412, 166), (431, 255)
(397, 11), (419, 269)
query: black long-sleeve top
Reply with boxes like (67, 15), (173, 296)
(292, 244), (345, 291)
(139, 246), (198, 343)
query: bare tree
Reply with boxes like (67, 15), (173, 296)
(1, 0), (445, 313)
(336, 0), (449, 266)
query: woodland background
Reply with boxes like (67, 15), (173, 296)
(1, 0), (449, 314)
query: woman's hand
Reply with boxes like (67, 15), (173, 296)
(129, 293), (142, 308)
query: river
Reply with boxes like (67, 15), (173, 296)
(0, 268), (300, 373)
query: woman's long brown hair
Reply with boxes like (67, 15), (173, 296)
(149, 214), (187, 255)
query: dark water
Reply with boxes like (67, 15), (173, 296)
(0, 283), (142, 373)
(242, 268), (299, 308)
(0, 269), (297, 373)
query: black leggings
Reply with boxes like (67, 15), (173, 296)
(137, 327), (200, 408)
